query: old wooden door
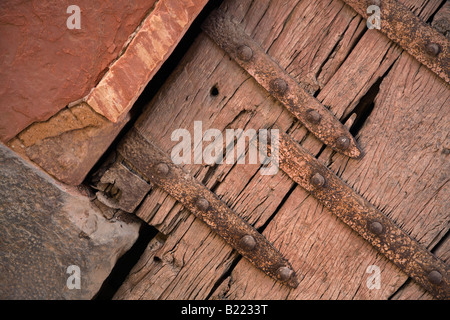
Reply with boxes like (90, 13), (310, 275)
(95, 0), (449, 300)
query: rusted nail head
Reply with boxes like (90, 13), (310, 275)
(311, 173), (325, 188)
(270, 78), (288, 95)
(306, 109), (321, 124)
(237, 45), (253, 61)
(155, 162), (169, 175)
(196, 197), (210, 211)
(428, 270), (443, 285)
(425, 43), (441, 56)
(369, 221), (383, 234)
(278, 266), (294, 281)
(336, 136), (350, 150)
(239, 234), (257, 251)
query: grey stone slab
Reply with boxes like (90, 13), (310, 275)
(0, 144), (140, 299)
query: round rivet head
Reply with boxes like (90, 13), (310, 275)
(426, 43), (441, 56)
(196, 197), (210, 211)
(237, 45), (253, 61)
(369, 221), (383, 234)
(239, 235), (256, 251)
(155, 163), (169, 175)
(278, 266), (294, 282)
(306, 109), (321, 124)
(311, 173), (325, 188)
(336, 136), (350, 150)
(428, 270), (443, 285)
(270, 78), (288, 95)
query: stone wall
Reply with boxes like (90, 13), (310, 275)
(0, 0), (158, 143)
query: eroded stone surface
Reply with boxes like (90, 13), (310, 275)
(0, 144), (140, 299)
(8, 102), (130, 185)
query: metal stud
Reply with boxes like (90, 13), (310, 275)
(236, 45), (253, 61)
(270, 78), (288, 95)
(239, 234), (257, 250)
(196, 197), (210, 211)
(336, 136), (350, 150)
(278, 266), (294, 281)
(425, 43), (441, 56)
(428, 270), (443, 285)
(306, 109), (321, 124)
(369, 221), (384, 234)
(311, 173), (325, 188)
(155, 162), (169, 175)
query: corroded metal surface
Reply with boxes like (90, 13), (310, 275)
(276, 131), (449, 299)
(202, 10), (363, 159)
(343, 0), (449, 83)
(117, 128), (299, 288)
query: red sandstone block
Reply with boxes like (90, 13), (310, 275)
(0, 0), (157, 142)
(87, 0), (208, 122)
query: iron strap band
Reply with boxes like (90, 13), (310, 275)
(275, 131), (449, 299)
(117, 128), (299, 288)
(202, 10), (363, 159)
(343, 0), (449, 83)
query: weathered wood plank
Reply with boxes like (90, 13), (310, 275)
(214, 50), (449, 300)
(115, 0), (371, 299)
(208, 0), (448, 299)
(212, 188), (406, 300)
(115, 33), (298, 299)
(114, 0), (448, 300)
(391, 0), (450, 298)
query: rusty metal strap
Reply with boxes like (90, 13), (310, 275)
(275, 131), (449, 299)
(343, 0), (449, 83)
(117, 128), (299, 288)
(202, 10), (363, 159)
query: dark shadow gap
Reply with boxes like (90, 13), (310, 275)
(425, 0), (446, 24)
(314, 144), (328, 159)
(205, 252), (242, 300)
(93, 223), (158, 300)
(257, 182), (298, 234)
(342, 76), (382, 137)
(430, 228), (449, 254)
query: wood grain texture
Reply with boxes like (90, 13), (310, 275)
(117, 128), (299, 287)
(114, 0), (449, 300)
(202, 10), (362, 158)
(342, 0), (450, 83)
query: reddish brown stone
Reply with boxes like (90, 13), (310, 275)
(86, 0), (209, 122)
(0, 0), (157, 142)
(7, 102), (130, 185)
